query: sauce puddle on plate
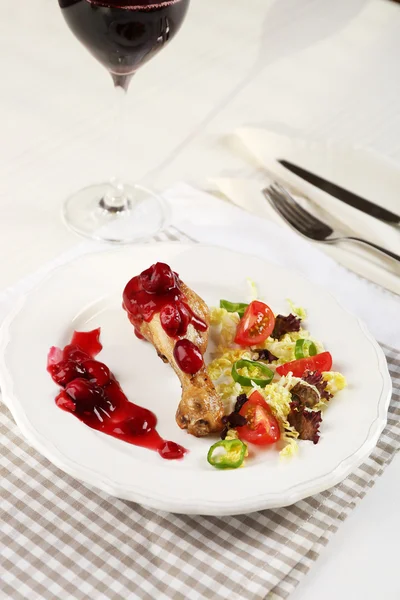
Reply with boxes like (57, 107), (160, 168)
(47, 329), (187, 460)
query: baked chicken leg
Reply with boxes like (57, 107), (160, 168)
(123, 263), (224, 437)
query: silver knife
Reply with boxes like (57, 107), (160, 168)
(278, 160), (400, 225)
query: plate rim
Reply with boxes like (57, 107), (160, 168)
(0, 243), (392, 515)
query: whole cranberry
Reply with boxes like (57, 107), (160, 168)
(139, 263), (175, 294)
(82, 359), (111, 387)
(176, 302), (191, 336)
(48, 359), (86, 387)
(160, 303), (181, 337)
(55, 391), (76, 413)
(65, 378), (106, 414)
(173, 339), (203, 374)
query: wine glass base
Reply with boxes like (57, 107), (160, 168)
(62, 183), (170, 243)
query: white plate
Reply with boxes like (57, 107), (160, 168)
(0, 244), (391, 515)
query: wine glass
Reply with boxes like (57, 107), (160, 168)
(58, 0), (190, 243)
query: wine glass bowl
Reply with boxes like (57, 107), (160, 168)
(59, 0), (190, 89)
(58, 0), (190, 243)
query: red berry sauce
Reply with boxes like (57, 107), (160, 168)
(48, 329), (187, 460)
(123, 262), (207, 375)
(71, 328), (102, 357)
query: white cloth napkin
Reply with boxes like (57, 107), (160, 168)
(163, 183), (400, 349)
(0, 182), (398, 350)
(211, 128), (400, 295)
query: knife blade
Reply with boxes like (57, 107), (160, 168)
(278, 160), (400, 225)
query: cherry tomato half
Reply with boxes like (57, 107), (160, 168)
(276, 351), (333, 378)
(234, 301), (275, 347)
(236, 391), (281, 446)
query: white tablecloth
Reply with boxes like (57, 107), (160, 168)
(1, 1), (399, 598)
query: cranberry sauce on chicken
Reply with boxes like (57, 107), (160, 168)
(122, 263), (224, 437)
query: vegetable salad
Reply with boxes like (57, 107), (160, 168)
(206, 293), (347, 469)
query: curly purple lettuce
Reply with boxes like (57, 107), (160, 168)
(302, 370), (332, 401)
(288, 400), (322, 444)
(220, 394), (248, 439)
(290, 382), (320, 408)
(254, 349), (278, 363)
(271, 314), (301, 340)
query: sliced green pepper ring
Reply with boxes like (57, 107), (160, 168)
(220, 299), (249, 318)
(207, 439), (247, 469)
(232, 359), (274, 388)
(295, 339), (317, 360)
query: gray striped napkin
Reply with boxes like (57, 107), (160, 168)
(1, 230), (399, 600)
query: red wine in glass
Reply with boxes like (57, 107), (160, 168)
(59, 0), (190, 89)
(58, 0), (190, 242)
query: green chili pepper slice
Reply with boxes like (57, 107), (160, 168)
(294, 339), (317, 360)
(231, 359), (274, 388)
(220, 299), (249, 318)
(207, 439), (247, 469)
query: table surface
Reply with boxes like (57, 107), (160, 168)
(1, 1), (399, 598)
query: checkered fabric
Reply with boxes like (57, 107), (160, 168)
(1, 350), (399, 600)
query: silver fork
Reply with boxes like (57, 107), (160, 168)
(263, 183), (400, 263)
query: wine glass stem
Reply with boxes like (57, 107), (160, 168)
(101, 77), (132, 213)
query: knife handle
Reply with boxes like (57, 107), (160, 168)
(344, 237), (400, 264)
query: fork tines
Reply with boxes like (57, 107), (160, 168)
(263, 184), (333, 241)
